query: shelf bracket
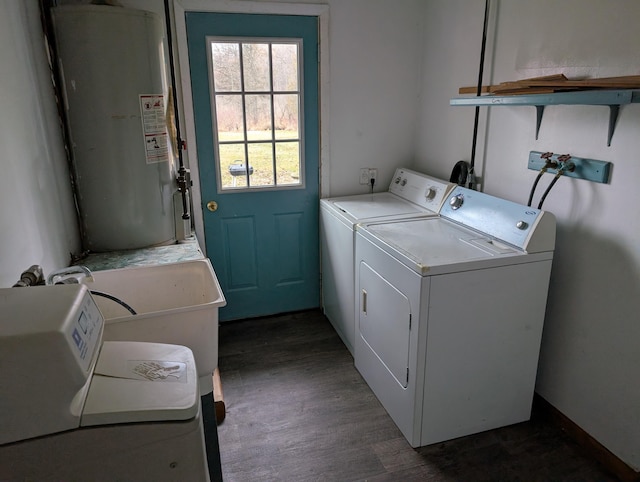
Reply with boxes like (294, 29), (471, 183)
(535, 105), (544, 140)
(607, 105), (620, 147)
(450, 89), (640, 146)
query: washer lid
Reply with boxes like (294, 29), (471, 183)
(358, 217), (528, 276)
(81, 341), (199, 427)
(322, 169), (454, 222)
(333, 192), (430, 219)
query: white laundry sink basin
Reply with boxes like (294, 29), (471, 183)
(82, 259), (226, 395)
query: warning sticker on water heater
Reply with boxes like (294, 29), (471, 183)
(139, 94), (169, 164)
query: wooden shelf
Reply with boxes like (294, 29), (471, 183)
(450, 89), (640, 146)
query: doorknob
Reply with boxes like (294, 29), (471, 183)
(206, 200), (218, 212)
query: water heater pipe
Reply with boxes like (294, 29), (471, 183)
(163, 0), (190, 223)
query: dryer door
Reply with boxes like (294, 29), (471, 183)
(358, 261), (411, 388)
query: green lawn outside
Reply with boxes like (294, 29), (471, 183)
(218, 131), (300, 188)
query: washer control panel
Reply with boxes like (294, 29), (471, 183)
(441, 187), (548, 250)
(388, 168), (455, 211)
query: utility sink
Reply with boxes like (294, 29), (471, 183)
(82, 259), (226, 395)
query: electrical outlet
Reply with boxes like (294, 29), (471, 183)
(528, 151), (611, 184)
(359, 168), (370, 185)
(369, 168), (377, 184)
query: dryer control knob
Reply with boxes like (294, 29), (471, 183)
(449, 194), (464, 210)
(401, 179), (407, 186)
(425, 187), (436, 200)
(394, 176), (401, 184)
(516, 220), (528, 230)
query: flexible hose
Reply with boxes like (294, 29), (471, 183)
(528, 153), (557, 207)
(90, 290), (137, 316)
(450, 160), (470, 186)
(537, 171), (563, 210)
(527, 169), (546, 207)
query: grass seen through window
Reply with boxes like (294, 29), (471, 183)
(218, 131), (300, 188)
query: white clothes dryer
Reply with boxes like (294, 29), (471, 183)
(320, 168), (455, 354)
(354, 187), (556, 447)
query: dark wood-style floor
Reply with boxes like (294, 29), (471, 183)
(216, 310), (616, 481)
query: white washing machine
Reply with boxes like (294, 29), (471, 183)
(320, 168), (455, 354)
(0, 285), (210, 481)
(354, 186), (556, 447)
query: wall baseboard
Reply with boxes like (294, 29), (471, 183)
(533, 393), (639, 482)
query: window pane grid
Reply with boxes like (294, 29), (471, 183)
(268, 45), (277, 184)
(210, 38), (302, 191)
(237, 44), (250, 187)
(219, 139), (301, 145)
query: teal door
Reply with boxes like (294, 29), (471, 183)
(186, 13), (320, 321)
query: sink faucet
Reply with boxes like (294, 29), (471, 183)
(46, 265), (94, 285)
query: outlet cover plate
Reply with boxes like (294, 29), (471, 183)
(359, 168), (370, 185)
(528, 151), (611, 184)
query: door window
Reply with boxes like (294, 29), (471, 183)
(208, 38), (303, 191)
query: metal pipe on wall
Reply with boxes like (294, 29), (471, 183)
(469, 0), (491, 190)
(163, 0), (191, 231)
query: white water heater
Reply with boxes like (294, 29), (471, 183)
(52, 5), (175, 252)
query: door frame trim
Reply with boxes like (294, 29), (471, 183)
(174, 0), (330, 253)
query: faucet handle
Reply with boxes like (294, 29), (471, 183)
(53, 277), (80, 285)
(46, 265), (93, 285)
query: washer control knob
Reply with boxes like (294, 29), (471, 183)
(425, 187), (436, 200)
(449, 194), (464, 210)
(401, 178), (407, 186)
(516, 220), (528, 230)
(394, 176), (401, 184)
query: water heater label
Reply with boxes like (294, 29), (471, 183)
(139, 94), (169, 164)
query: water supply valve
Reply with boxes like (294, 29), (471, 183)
(12, 265), (44, 287)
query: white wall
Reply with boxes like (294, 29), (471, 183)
(324, 0), (425, 196)
(0, 0), (80, 287)
(415, 0), (640, 470)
